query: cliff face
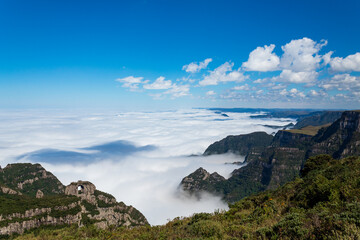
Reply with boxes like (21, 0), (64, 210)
(181, 111), (360, 203)
(204, 132), (273, 156)
(0, 164), (148, 237)
(311, 111), (360, 159)
(222, 130), (311, 202)
(180, 168), (226, 197)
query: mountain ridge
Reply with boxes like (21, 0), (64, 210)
(181, 110), (360, 202)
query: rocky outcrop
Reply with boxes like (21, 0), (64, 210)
(1, 186), (21, 195)
(65, 181), (97, 204)
(36, 189), (44, 198)
(180, 168), (226, 197)
(0, 166), (148, 237)
(0, 213), (82, 235)
(0, 163), (64, 196)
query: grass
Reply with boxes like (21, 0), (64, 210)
(285, 124), (331, 136)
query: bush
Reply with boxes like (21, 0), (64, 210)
(190, 220), (224, 238)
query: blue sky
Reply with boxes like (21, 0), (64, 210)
(0, 0), (359, 110)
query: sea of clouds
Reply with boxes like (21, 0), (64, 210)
(0, 108), (294, 225)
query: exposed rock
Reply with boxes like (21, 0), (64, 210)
(36, 189), (44, 198)
(65, 180), (97, 204)
(18, 177), (39, 190)
(1, 186), (21, 195)
(0, 213), (82, 235)
(180, 168), (226, 197)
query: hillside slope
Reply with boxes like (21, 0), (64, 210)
(15, 155), (360, 240)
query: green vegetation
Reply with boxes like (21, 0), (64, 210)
(94, 189), (116, 200)
(0, 163), (64, 196)
(81, 200), (99, 216)
(12, 155), (360, 239)
(0, 194), (79, 216)
(285, 124), (331, 136)
(204, 131), (273, 156)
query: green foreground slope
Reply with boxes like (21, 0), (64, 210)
(14, 155), (360, 240)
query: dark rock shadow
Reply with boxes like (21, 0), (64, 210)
(17, 140), (156, 164)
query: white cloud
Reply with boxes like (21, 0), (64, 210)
(143, 76), (173, 90)
(280, 37), (327, 72)
(279, 89), (288, 96)
(199, 62), (247, 86)
(290, 88), (298, 94)
(206, 90), (216, 96)
(322, 51), (333, 66)
(278, 88), (305, 98)
(253, 78), (268, 84)
(321, 74), (360, 92)
(164, 84), (190, 98)
(182, 58), (213, 73)
(116, 76), (145, 89)
(275, 69), (318, 83)
(309, 90), (319, 96)
(330, 52), (360, 72)
(242, 44), (280, 72)
(271, 84), (286, 90)
(233, 84), (250, 91)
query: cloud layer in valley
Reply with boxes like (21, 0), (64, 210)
(0, 109), (294, 225)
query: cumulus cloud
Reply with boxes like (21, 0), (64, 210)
(309, 89), (319, 97)
(274, 69), (318, 83)
(279, 89), (288, 96)
(0, 109), (294, 224)
(321, 74), (360, 92)
(279, 88), (305, 98)
(242, 44), (280, 72)
(322, 51), (333, 66)
(182, 58), (213, 73)
(143, 76), (173, 90)
(199, 62), (247, 86)
(280, 37), (327, 72)
(253, 78), (268, 84)
(330, 52), (360, 72)
(116, 76), (146, 89)
(233, 84), (250, 91)
(164, 84), (190, 98)
(206, 90), (216, 96)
